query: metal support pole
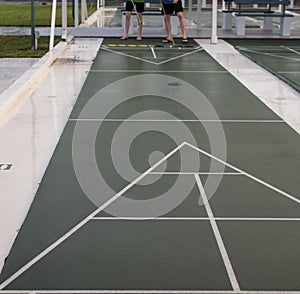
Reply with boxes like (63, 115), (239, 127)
(31, 0), (36, 50)
(75, 0), (79, 27)
(196, 0), (201, 30)
(84, 0), (88, 19)
(211, 0), (218, 44)
(49, 0), (57, 50)
(62, 0), (67, 40)
(188, 0), (192, 27)
(81, 0), (85, 24)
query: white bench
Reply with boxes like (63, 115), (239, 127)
(234, 12), (293, 36)
(222, 0), (293, 36)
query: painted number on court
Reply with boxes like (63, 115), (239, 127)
(0, 164), (13, 171)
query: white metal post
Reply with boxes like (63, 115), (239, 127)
(62, 0), (67, 40)
(81, 0), (85, 24)
(84, 0), (88, 19)
(188, 0), (192, 27)
(75, 0), (79, 27)
(211, 0), (218, 44)
(196, 0), (201, 30)
(49, 0), (57, 50)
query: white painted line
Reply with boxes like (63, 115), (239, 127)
(185, 142), (300, 205)
(237, 45), (300, 49)
(0, 291), (236, 294)
(90, 70), (228, 73)
(101, 46), (158, 65)
(91, 217), (212, 220)
(1, 291), (300, 294)
(150, 46), (157, 59)
(217, 217), (300, 221)
(278, 71), (300, 74)
(239, 47), (300, 62)
(156, 48), (203, 65)
(284, 46), (300, 55)
(0, 142), (185, 290)
(68, 119), (284, 123)
(100, 45), (203, 66)
(194, 173), (241, 292)
(148, 172), (242, 175)
(91, 217), (300, 221)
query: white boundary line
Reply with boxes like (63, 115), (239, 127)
(1, 291), (300, 294)
(235, 45), (300, 49)
(278, 71), (300, 74)
(155, 49), (203, 65)
(238, 47), (300, 62)
(235, 45), (300, 51)
(101, 45), (158, 65)
(91, 217), (300, 221)
(0, 142), (185, 290)
(89, 70), (228, 73)
(185, 142), (300, 205)
(194, 173), (240, 292)
(150, 46), (157, 59)
(148, 172), (242, 175)
(68, 119), (285, 123)
(284, 46), (300, 55)
(100, 45), (203, 66)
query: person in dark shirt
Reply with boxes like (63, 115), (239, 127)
(162, 0), (188, 43)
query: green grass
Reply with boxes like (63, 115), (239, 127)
(0, 36), (61, 57)
(0, 3), (97, 26)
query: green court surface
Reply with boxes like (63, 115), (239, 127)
(227, 39), (300, 93)
(1, 38), (300, 293)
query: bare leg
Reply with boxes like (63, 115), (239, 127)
(163, 14), (173, 41)
(177, 11), (187, 39)
(136, 12), (143, 40)
(121, 11), (131, 39)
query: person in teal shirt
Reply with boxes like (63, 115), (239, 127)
(121, 0), (145, 40)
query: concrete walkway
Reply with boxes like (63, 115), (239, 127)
(0, 58), (38, 94)
(0, 38), (102, 273)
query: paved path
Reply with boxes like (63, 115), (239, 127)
(0, 58), (38, 94)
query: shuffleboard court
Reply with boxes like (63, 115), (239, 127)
(0, 38), (300, 293)
(227, 39), (300, 93)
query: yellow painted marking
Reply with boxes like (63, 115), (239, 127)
(107, 44), (117, 47)
(139, 44), (148, 48)
(117, 44), (126, 47)
(128, 44), (137, 47)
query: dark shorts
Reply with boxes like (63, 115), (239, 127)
(125, 1), (145, 13)
(162, 0), (183, 15)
